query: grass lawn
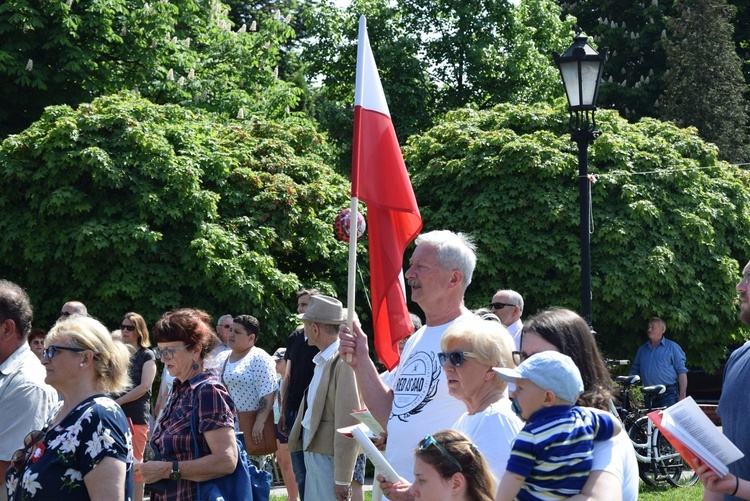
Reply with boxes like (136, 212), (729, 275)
(271, 482), (704, 500)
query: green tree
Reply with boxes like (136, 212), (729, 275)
(0, 92), (353, 349)
(561, 0), (675, 122)
(405, 101), (750, 369)
(660, 0), (750, 165)
(0, 0), (298, 138)
(398, 0), (574, 112)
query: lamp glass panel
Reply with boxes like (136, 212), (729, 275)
(579, 60), (601, 106)
(559, 61), (581, 107)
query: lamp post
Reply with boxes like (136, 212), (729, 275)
(553, 33), (608, 329)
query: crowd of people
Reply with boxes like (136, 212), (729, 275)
(3, 228), (750, 501)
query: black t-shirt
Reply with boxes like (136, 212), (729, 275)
(120, 347), (156, 425)
(284, 328), (319, 413)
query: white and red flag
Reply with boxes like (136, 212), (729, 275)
(350, 16), (423, 370)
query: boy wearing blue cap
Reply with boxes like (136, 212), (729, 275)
(493, 351), (620, 501)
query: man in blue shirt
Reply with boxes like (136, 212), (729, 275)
(629, 317), (687, 408)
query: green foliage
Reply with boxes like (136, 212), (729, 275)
(0, 92), (352, 350)
(405, 100), (750, 370)
(661, 0), (750, 165)
(0, 0), (299, 137)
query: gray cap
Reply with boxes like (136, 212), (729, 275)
(493, 351), (584, 404)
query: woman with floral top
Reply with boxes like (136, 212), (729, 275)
(137, 309), (237, 501)
(6, 315), (134, 500)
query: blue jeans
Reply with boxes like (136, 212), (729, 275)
(647, 385), (678, 409)
(286, 409), (307, 500)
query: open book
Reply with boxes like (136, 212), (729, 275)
(338, 422), (400, 483)
(648, 396), (743, 476)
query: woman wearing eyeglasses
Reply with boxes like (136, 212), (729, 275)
(136, 308), (237, 501)
(113, 312), (156, 501)
(517, 308), (638, 501)
(409, 430), (495, 500)
(6, 315), (134, 500)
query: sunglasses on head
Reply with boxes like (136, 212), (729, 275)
(437, 350), (477, 367)
(11, 429), (45, 473)
(418, 434), (462, 472)
(120, 325), (136, 331)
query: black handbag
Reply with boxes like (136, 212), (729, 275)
(190, 383), (272, 501)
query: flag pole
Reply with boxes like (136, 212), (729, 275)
(345, 197), (359, 363)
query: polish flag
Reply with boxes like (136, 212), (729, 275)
(351, 16), (423, 371)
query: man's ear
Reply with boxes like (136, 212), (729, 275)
(448, 270), (463, 289)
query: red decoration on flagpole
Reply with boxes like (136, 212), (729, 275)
(351, 17), (423, 370)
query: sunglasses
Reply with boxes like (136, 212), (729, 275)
(512, 351), (529, 366)
(43, 345), (86, 359)
(154, 345), (190, 361)
(418, 434), (462, 472)
(120, 325), (136, 332)
(59, 311), (72, 317)
(11, 429), (45, 472)
(437, 350), (477, 367)
(217, 324), (231, 329)
(489, 302), (515, 310)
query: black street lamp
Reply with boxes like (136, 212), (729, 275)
(553, 33), (608, 329)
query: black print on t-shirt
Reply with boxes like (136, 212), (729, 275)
(390, 350), (442, 422)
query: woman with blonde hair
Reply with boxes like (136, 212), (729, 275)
(114, 311), (156, 501)
(7, 314), (133, 500)
(409, 430), (495, 501)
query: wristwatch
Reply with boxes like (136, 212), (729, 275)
(169, 461), (181, 481)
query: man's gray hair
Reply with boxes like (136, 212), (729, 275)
(218, 314), (233, 324)
(495, 289), (524, 313)
(415, 231), (477, 291)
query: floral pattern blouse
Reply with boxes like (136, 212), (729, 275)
(6, 395), (133, 501)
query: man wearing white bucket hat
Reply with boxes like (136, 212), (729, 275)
(288, 295), (361, 501)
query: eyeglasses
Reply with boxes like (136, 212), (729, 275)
(418, 434), (462, 472)
(120, 325), (136, 331)
(512, 351), (529, 366)
(10, 429), (45, 472)
(154, 345), (190, 360)
(217, 324), (231, 329)
(489, 302), (515, 310)
(59, 311), (71, 317)
(437, 350), (477, 367)
(43, 345), (86, 359)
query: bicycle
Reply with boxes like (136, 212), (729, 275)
(613, 374), (699, 487)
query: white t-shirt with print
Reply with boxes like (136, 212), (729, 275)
(217, 348), (278, 412)
(453, 398), (523, 484)
(384, 316), (469, 482)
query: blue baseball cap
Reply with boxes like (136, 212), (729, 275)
(493, 351), (584, 404)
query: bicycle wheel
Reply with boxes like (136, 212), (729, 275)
(627, 417), (671, 487)
(654, 429), (700, 487)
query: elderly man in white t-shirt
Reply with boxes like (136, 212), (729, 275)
(340, 230), (476, 501)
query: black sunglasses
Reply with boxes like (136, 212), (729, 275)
(11, 429), (45, 472)
(438, 350), (477, 367)
(418, 434), (462, 472)
(43, 345), (86, 359)
(120, 324), (136, 331)
(489, 302), (515, 310)
(512, 351), (529, 366)
(59, 311), (72, 317)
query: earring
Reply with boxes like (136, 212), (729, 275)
(192, 362), (199, 370)
(79, 362), (84, 367)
